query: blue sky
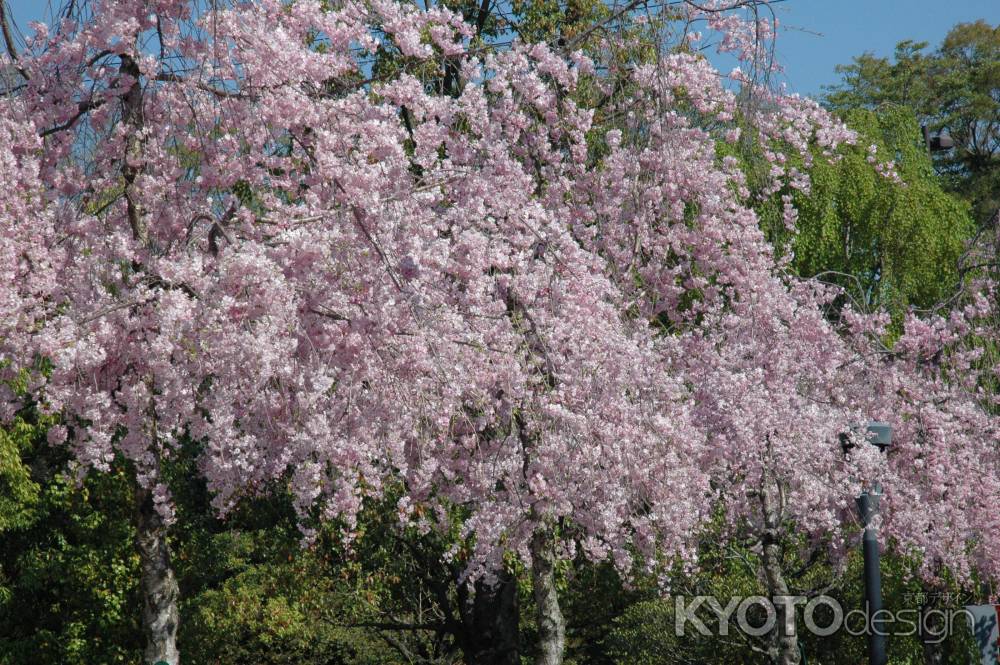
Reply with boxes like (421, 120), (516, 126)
(768, 0), (1000, 97)
(5, 0), (1000, 99)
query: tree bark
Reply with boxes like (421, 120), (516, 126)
(531, 527), (565, 665)
(760, 477), (800, 665)
(119, 46), (179, 664)
(135, 483), (180, 665)
(919, 591), (945, 665)
(920, 632), (944, 665)
(760, 536), (801, 665)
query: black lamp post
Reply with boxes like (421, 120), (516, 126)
(842, 421), (892, 665)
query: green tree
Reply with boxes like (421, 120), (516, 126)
(0, 438), (143, 664)
(756, 105), (973, 321)
(0, 432), (407, 665)
(824, 21), (1000, 225)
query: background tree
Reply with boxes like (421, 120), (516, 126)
(755, 104), (974, 323)
(824, 20), (1000, 225)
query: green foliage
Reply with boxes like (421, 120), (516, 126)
(0, 444), (142, 665)
(0, 403), (987, 665)
(592, 533), (974, 665)
(179, 538), (393, 665)
(0, 417), (40, 533)
(511, 0), (610, 44)
(757, 105), (973, 322)
(825, 21), (1000, 225)
(166, 444), (403, 665)
(0, 430), (405, 665)
(0, 370), (139, 665)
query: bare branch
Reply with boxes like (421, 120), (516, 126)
(309, 307), (352, 323)
(342, 620), (443, 632)
(76, 299), (149, 326)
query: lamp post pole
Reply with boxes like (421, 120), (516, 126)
(843, 421), (892, 665)
(859, 421), (891, 665)
(858, 485), (886, 665)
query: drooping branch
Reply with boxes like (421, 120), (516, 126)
(37, 69), (248, 139)
(154, 71), (255, 99)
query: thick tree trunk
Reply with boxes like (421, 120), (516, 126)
(531, 528), (565, 665)
(760, 537), (801, 665)
(458, 569), (520, 665)
(135, 484), (180, 665)
(119, 47), (179, 663)
(920, 634), (944, 665)
(760, 477), (800, 665)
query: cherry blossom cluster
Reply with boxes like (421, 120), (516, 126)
(1, 0), (997, 585)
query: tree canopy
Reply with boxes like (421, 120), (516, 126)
(825, 20), (1000, 225)
(1, 3), (999, 665)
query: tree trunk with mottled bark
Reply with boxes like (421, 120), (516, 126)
(760, 478), (800, 665)
(135, 483), (180, 665)
(531, 527), (565, 665)
(920, 591), (945, 665)
(761, 537), (801, 665)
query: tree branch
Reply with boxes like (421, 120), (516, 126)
(154, 72), (253, 99)
(0, 0), (28, 81)
(343, 620), (443, 631)
(39, 98), (104, 137)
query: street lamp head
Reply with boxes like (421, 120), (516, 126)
(866, 421), (892, 451)
(840, 421), (892, 453)
(922, 125), (955, 153)
(930, 134), (954, 151)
